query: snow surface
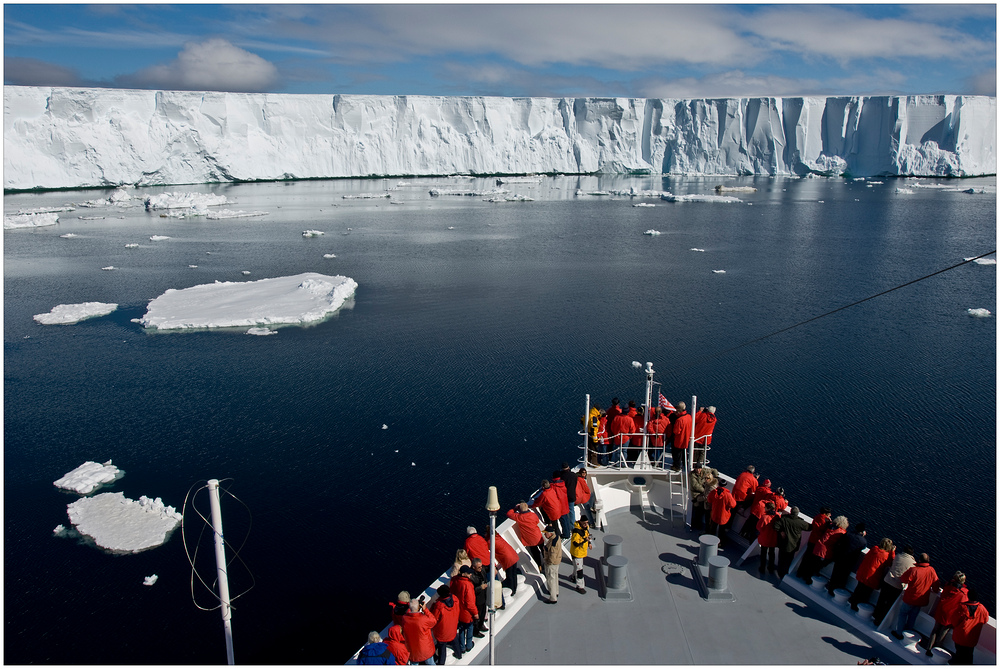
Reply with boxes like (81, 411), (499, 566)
(139, 272), (358, 330)
(53, 460), (123, 494)
(34, 302), (118, 325)
(66, 492), (182, 553)
(4, 212), (59, 229)
(5, 87), (995, 190)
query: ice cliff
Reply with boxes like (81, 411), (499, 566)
(4, 86), (996, 190)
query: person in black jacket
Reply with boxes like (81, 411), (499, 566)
(558, 463), (579, 526)
(826, 522), (867, 596)
(773, 507), (810, 578)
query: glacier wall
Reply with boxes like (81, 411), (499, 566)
(4, 86), (996, 190)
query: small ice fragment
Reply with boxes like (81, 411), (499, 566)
(447, 226), (455, 230)
(125, 243), (139, 248)
(633, 203), (655, 207)
(246, 327), (277, 336)
(967, 308), (992, 317)
(302, 230), (325, 237)
(149, 235), (170, 241)
(632, 361), (642, 369)
(101, 266), (115, 271)
(35, 302), (118, 325)
(712, 270), (726, 274)
(965, 257), (997, 265)
(411, 462), (416, 466)
(60, 233), (79, 238)
(323, 254), (337, 259)
(382, 424), (388, 430)
(143, 575), (159, 586)
(188, 265), (198, 268)
(53, 460), (123, 494)
(691, 248), (706, 252)
(242, 270), (251, 275)
(643, 230), (661, 236)
(54, 524), (66, 535)
(895, 188), (914, 194)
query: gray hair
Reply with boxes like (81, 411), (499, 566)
(832, 515), (849, 530)
(368, 631), (382, 644)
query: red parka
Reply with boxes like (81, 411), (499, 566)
(506, 508), (543, 547)
(812, 527), (846, 560)
(708, 486), (736, 525)
(430, 596), (460, 643)
(401, 608), (438, 663)
(607, 413), (633, 447)
(549, 479), (570, 517)
(449, 574), (478, 624)
(464, 533), (491, 565)
(952, 600), (990, 647)
(771, 494), (787, 514)
(732, 472), (758, 502)
(694, 410), (717, 446)
(630, 412), (645, 447)
(900, 562), (939, 606)
(493, 533), (519, 571)
(575, 477), (592, 505)
(672, 411), (692, 449)
(751, 484), (774, 506)
(935, 584), (969, 626)
(531, 487), (561, 522)
(597, 416), (607, 443)
(385, 625), (409, 665)
(646, 415), (669, 448)
(756, 512), (778, 548)
(855, 546), (895, 589)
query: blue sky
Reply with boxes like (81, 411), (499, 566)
(4, 4), (996, 98)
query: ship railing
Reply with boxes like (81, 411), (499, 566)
(577, 430), (711, 471)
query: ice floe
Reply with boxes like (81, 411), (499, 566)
(323, 253), (337, 259)
(144, 192), (229, 210)
(60, 233), (79, 238)
(633, 203), (655, 207)
(965, 256), (997, 265)
(34, 302), (118, 325)
(895, 188), (914, 194)
(712, 269), (727, 274)
(430, 188), (507, 197)
(246, 327), (277, 336)
(715, 185), (757, 192)
(967, 308), (992, 317)
(53, 460), (124, 494)
(124, 243), (139, 248)
(643, 230), (662, 236)
(691, 248), (706, 252)
(342, 192), (390, 199)
(161, 207), (268, 220)
(143, 575), (159, 586)
(139, 272), (358, 330)
(101, 266), (116, 271)
(66, 492), (182, 554)
(4, 212), (59, 229)
(149, 235), (171, 241)
(302, 230), (325, 237)
(661, 193), (742, 203)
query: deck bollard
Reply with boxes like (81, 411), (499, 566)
(606, 555), (628, 590)
(603, 534), (624, 560)
(707, 555), (730, 591)
(697, 535), (719, 568)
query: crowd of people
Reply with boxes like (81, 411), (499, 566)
(584, 397), (717, 469)
(358, 462), (596, 665)
(687, 463), (989, 664)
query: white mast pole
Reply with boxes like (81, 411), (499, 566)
(643, 363), (654, 464)
(207, 479), (235, 666)
(583, 393), (591, 464)
(688, 396), (698, 473)
(486, 486), (500, 666)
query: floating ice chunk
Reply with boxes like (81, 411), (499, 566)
(382, 424), (388, 430)
(690, 248), (706, 252)
(241, 270), (251, 275)
(661, 193), (741, 203)
(323, 253), (337, 259)
(643, 230), (661, 236)
(66, 492), (182, 554)
(302, 230), (325, 237)
(35, 302), (118, 325)
(188, 265), (198, 268)
(60, 233), (79, 238)
(712, 270), (726, 274)
(143, 575), (159, 586)
(484, 194), (534, 202)
(109, 187), (134, 204)
(895, 188), (914, 194)
(633, 203), (655, 207)
(53, 460), (124, 494)
(576, 189), (610, 196)
(715, 185), (757, 192)
(967, 308), (992, 317)
(965, 257), (997, 265)
(149, 235), (170, 241)
(101, 266), (116, 271)
(430, 188), (507, 197)
(139, 272), (358, 330)
(246, 327), (276, 336)
(144, 192), (229, 211)
(4, 212), (59, 229)
(342, 192), (390, 199)
(411, 462), (416, 466)
(632, 361), (642, 369)
(447, 226), (455, 230)
(78, 215), (105, 220)
(125, 243), (139, 248)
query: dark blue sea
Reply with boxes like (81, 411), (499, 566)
(4, 175), (996, 664)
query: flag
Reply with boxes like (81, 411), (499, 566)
(658, 393), (675, 412)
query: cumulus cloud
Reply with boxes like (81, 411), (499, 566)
(969, 68), (997, 96)
(4, 58), (88, 87)
(116, 38), (279, 92)
(638, 71), (824, 99)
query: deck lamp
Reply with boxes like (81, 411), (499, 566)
(486, 486), (499, 665)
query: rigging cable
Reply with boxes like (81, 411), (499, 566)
(679, 249), (996, 372)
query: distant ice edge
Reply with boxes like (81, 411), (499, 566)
(4, 87), (996, 190)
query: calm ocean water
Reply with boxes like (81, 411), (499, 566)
(4, 175), (996, 664)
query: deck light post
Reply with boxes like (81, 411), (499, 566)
(486, 486), (500, 665)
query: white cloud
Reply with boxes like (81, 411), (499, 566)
(969, 68), (997, 96)
(638, 71), (824, 99)
(119, 38), (279, 92)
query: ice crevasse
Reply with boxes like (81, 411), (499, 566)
(3, 86), (996, 190)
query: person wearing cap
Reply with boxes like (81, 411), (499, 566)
(507, 502), (545, 568)
(670, 401), (692, 471)
(569, 517), (593, 594)
(575, 468), (595, 525)
(449, 566), (478, 654)
(688, 464), (709, 530)
(693, 405), (717, 466)
(756, 501), (780, 574)
(390, 591), (411, 627)
(773, 506), (810, 578)
(429, 584), (462, 664)
(542, 525), (562, 604)
(706, 479), (736, 548)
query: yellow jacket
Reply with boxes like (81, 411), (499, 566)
(570, 521), (591, 558)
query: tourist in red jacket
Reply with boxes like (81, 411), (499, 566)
(449, 567), (478, 654)
(549, 475), (571, 538)
(771, 488), (787, 514)
(607, 409), (634, 466)
(796, 515), (847, 584)
(892, 553), (939, 638)
(384, 624), (409, 665)
(707, 480), (736, 548)
(951, 589), (989, 664)
(390, 591), (411, 627)
(692, 406), (717, 466)
(925, 571), (968, 656)
(732, 466), (759, 510)
(507, 503), (544, 567)
(530, 480), (563, 535)
(627, 406), (645, 464)
(401, 599), (438, 664)
(429, 584), (462, 664)
(756, 502), (779, 574)
(670, 402), (692, 471)
(848, 537), (895, 611)
(493, 531), (520, 595)
(464, 527), (491, 565)
(740, 490), (772, 541)
(646, 408), (670, 465)
(574, 468), (595, 525)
